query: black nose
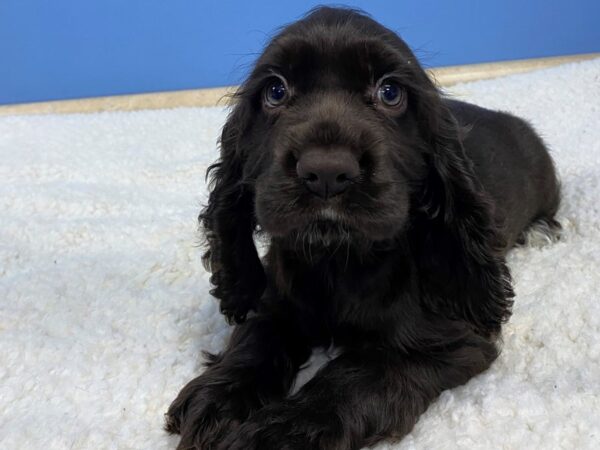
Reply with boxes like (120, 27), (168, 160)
(296, 148), (360, 199)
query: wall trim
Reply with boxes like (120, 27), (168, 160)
(1, 53), (598, 117)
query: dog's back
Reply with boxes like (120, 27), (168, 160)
(448, 99), (561, 249)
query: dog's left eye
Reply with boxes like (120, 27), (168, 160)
(264, 79), (288, 107)
(377, 81), (405, 107)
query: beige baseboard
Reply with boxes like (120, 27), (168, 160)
(1, 53), (598, 117)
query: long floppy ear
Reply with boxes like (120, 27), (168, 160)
(200, 100), (265, 324)
(414, 98), (514, 336)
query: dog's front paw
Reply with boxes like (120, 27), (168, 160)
(165, 374), (258, 449)
(218, 422), (313, 450)
(217, 403), (338, 450)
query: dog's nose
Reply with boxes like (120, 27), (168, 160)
(296, 148), (360, 199)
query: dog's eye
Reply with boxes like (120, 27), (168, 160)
(377, 81), (405, 107)
(264, 79), (288, 107)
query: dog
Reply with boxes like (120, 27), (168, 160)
(166, 7), (560, 449)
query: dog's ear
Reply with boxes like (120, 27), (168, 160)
(200, 98), (265, 324)
(414, 97), (514, 336)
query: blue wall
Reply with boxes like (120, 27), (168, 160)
(1, 0), (599, 105)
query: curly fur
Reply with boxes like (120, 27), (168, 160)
(166, 7), (560, 449)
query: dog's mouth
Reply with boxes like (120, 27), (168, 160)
(279, 205), (356, 248)
(289, 218), (352, 249)
(317, 206), (345, 222)
(267, 198), (395, 237)
(256, 183), (406, 246)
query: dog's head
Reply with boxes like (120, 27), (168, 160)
(202, 7), (512, 332)
(223, 7), (444, 245)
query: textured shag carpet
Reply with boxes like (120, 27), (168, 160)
(1, 58), (599, 449)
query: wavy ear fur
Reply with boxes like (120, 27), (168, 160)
(200, 101), (265, 324)
(414, 96), (514, 336)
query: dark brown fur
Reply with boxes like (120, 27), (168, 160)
(166, 7), (560, 449)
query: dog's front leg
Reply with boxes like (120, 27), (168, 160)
(166, 313), (311, 450)
(220, 333), (498, 450)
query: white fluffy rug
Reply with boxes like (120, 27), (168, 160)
(1, 58), (599, 450)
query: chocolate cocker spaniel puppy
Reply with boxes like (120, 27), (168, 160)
(166, 7), (560, 450)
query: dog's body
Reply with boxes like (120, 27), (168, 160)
(166, 7), (560, 449)
(449, 99), (559, 249)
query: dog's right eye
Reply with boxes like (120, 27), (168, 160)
(263, 79), (288, 108)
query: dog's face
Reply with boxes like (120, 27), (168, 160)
(202, 7), (513, 330)
(231, 9), (435, 246)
